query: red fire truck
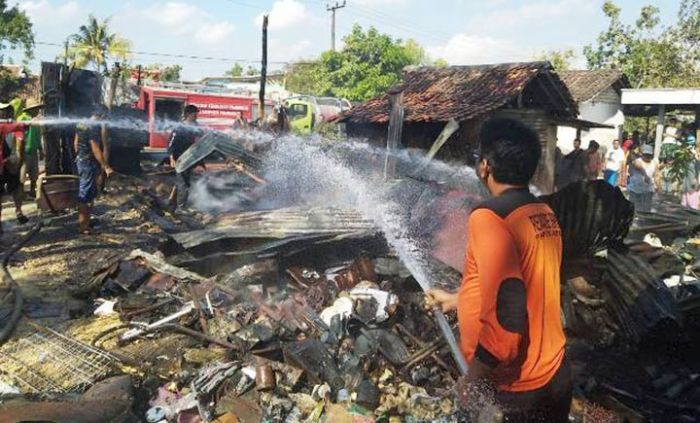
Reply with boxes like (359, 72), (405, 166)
(136, 86), (275, 148)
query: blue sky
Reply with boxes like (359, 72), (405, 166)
(8, 0), (681, 80)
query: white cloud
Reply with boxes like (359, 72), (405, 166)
(428, 34), (530, 65)
(269, 38), (314, 62)
(468, 0), (595, 33)
(255, 0), (307, 30)
(352, 0), (408, 4)
(18, 0), (81, 24)
(141, 2), (235, 45)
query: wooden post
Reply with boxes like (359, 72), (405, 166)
(654, 104), (665, 160)
(258, 14), (269, 123)
(102, 62), (120, 170)
(326, 1), (346, 51)
(106, 62), (120, 111)
(384, 90), (404, 179)
(695, 106), (700, 150)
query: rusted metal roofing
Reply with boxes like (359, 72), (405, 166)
(340, 62), (577, 124)
(558, 69), (629, 103)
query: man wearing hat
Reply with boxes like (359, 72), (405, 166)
(627, 144), (658, 212)
(16, 101), (43, 198)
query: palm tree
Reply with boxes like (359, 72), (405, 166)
(67, 15), (132, 73)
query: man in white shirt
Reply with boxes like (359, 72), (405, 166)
(604, 139), (625, 186)
(628, 144), (658, 212)
(663, 117), (680, 145)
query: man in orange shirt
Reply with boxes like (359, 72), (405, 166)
(428, 118), (571, 422)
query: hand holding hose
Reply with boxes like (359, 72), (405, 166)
(425, 288), (458, 313)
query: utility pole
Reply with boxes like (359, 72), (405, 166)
(326, 1), (346, 51)
(258, 14), (269, 123)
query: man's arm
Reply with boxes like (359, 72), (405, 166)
(168, 131), (177, 168)
(101, 124), (110, 166)
(90, 139), (112, 175)
(466, 209), (526, 382)
(16, 134), (25, 168)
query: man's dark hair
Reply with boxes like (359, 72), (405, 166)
(479, 117), (541, 185)
(184, 105), (199, 116)
(92, 104), (108, 118)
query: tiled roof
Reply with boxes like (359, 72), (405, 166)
(558, 69), (629, 103)
(340, 62), (577, 124)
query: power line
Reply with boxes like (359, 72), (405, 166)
(352, 3), (454, 39)
(34, 41), (292, 65)
(347, 5), (452, 44)
(216, 0), (267, 10)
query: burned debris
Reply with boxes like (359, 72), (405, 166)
(2, 141), (700, 423)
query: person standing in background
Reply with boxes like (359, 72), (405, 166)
(585, 141), (602, 181)
(681, 144), (700, 210)
(16, 102), (43, 198)
(554, 146), (564, 191)
(168, 105), (200, 210)
(75, 107), (112, 235)
(619, 132), (635, 187)
(627, 145), (658, 212)
(660, 117), (681, 163)
(0, 103), (29, 233)
(563, 138), (587, 186)
(604, 139), (625, 186)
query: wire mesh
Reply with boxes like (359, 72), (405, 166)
(0, 326), (118, 394)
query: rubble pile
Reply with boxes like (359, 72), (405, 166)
(2, 138), (700, 422)
(12, 248), (463, 422)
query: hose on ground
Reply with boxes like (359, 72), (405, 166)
(0, 222), (43, 345)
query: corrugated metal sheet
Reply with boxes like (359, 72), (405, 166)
(175, 131), (262, 172)
(170, 207), (375, 250)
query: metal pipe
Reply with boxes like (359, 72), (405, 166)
(122, 297), (176, 318)
(119, 302), (194, 342)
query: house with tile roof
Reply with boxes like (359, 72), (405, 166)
(338, 61), (603, 193)
(556, 69), (630, 153)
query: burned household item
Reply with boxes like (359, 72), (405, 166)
(36, 175), (80, 212)
(541, 180), (634, 258)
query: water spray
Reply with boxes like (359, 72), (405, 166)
(249, 135), (477, 375)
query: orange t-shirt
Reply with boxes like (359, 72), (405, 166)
(457, 187), (565, 392)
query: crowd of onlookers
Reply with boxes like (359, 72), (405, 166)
(0, 100), (43, 235)
(556, 117), (698, 213)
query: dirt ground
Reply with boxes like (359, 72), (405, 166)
(0, 173), (187, 339)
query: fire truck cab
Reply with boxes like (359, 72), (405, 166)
(137, 86), (274, 149)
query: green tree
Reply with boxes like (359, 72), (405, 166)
(0, 0), (34, 63)
(141, 64), (181, 82)
(226, 63), (243, 77)
(535, 49), (575, 72)
(584, 1), (700, 88)
(0, 0), (34, 99)
(286, 25), (429, 101)
(245, 65), (257, 76)
(159, 64), (181, 82)
(284, 60), (331, 96)
(433, 58), (449, 68)
(675, 0), (700, 62)
(67, 15), (132, 74)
